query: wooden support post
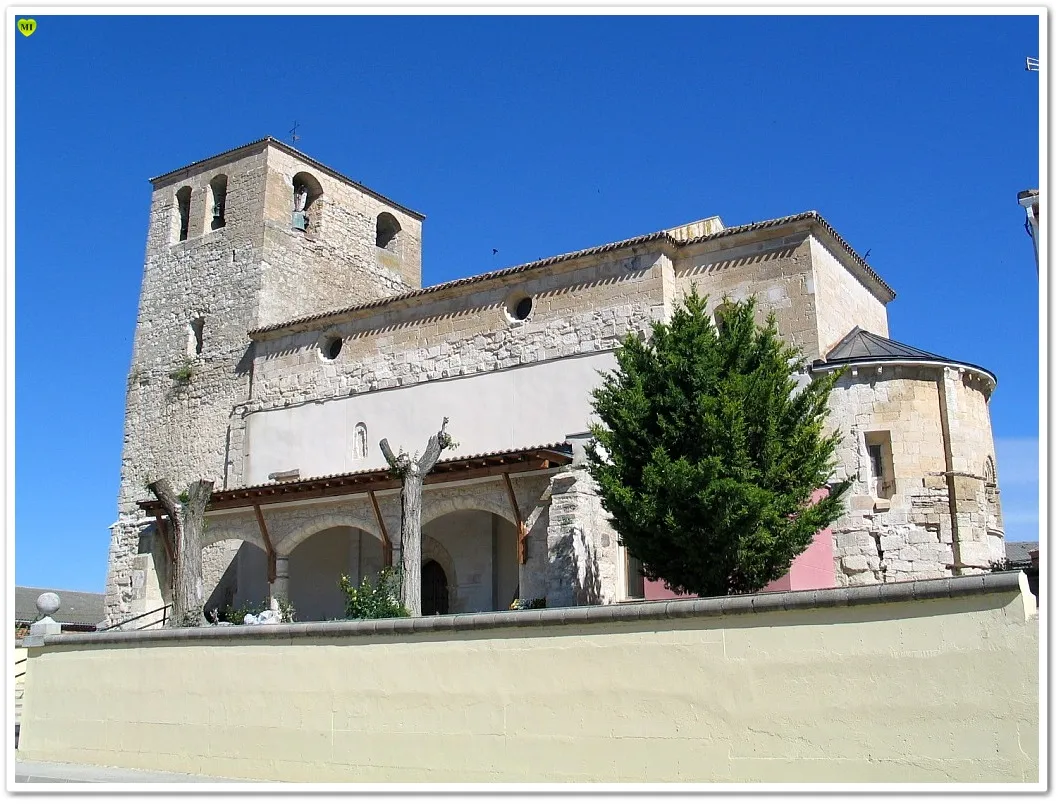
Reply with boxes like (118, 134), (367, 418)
(368, 490), (393, 567)
(503, 473), (528, 564)
(153, 513), (174, 564)
(253, 504), (277, 584)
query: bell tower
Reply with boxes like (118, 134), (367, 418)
(104, 137), (425, 624)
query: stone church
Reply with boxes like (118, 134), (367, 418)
(103, 137), (1006, 625)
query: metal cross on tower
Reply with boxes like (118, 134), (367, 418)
(289, 121), (301, 143)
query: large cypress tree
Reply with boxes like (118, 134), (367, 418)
(586, 290), (851, 597)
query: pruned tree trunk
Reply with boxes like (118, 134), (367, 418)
(398, 477), (424, 615)
(148, 477), (214, 628)
(380, 418), (454, 616)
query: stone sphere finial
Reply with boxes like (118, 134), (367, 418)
(36, 592), (60, 617)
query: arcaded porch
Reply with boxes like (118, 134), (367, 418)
(135, 445), (573, 622)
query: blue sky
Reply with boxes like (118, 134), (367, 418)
(13, 14), (1041, 592)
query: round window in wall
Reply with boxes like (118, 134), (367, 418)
(506, 293), (534, 322)
(322, 337), (343, 360)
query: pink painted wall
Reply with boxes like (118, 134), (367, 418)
(642, 489), (836, 600)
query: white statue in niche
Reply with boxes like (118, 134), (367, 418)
(294, 184), (308, 212)
(354, 422), (368, 460)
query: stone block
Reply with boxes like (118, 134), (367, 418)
(953, 475), (981, 501)
(878, 534), (902, 552)
(850, 495), (875, 511)
(958, 542), (992, 567)
(841, 555), (869, 572)
(846, 570), (878, 586)
(905, 530), (937, 545)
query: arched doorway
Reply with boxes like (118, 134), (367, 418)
(420, 509), (518, 613)
(422, 560), (449, 615)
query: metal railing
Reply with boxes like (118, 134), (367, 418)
(99, 604), (172, 632)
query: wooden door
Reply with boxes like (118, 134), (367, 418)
(421, 560), (449, 615)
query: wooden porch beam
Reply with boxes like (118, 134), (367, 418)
(368, 489), (393, 567)
(253, 503), (277, 584)
(503, 472), (528, 564)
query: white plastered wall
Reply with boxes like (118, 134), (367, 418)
(243, 352), (616, 483)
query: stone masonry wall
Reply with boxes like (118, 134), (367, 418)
(544, 468), (621, 607)
(244, 247), (667, 424)
(809, 235), (890, 354)
(938, 367), (1005, 570)
(105, 148), (271, 623)
(673, 233), (821, 361)
(257, 146), (421, 327)
(824, 365), (1003, 586)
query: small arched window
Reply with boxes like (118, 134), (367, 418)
(188, 316), (205, 356)
(353, 422), (368, 460)
(175, 186), (192, 242)
(291, 172), (323, 232)
(209, 174), (228, 230)
(376, 212), (401, 250)
(713, 301), (738, 334)
(985, 455), (998, 487)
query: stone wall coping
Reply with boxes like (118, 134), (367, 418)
(47, 573), (1025, 649)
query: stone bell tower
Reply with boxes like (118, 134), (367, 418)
(104, 137), (425, 624)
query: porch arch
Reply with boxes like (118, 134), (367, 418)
(275, 511), (382, 556)
(202, 524), (266, 552)
(422, 491), (517, 529)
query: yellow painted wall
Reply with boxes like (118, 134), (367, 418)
(17, 579), (1038, 784)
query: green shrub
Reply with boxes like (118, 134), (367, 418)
(169, 359), (195, 384)
(339, 565), (410, 620)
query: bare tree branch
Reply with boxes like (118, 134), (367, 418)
(379, 438), (410, 473)
(419, 417), (450, 471)
(147, 478), (180, 520)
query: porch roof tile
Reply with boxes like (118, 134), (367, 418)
(137, 442), (573, 514)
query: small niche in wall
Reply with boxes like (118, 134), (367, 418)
(175, 186), (192, 242)
(292, 172), (323, 233)
(864, 431), (895, 500)
(376, 212), (401, 251)
(188, 316), (205, 357)
(353, 422), (368, 460)
(713, 301), (738, 333)
(209, 174), (228, 230)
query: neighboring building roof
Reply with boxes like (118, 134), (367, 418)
(1005, 541), (1039, 566)
(148, 136), (425, 221)
(15, 587), (105, 628)
(814, 327), (997, 384)
(249, 210), (896, 338)
(138, 443), (574, 514)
